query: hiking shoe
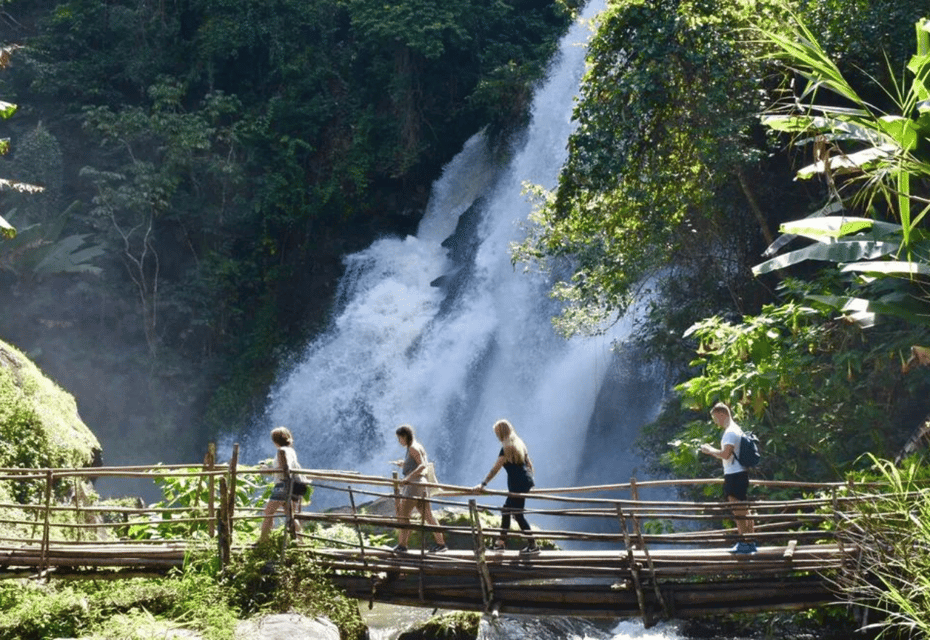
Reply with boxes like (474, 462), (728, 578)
(392, 544), (408, 553)
(520, 544), (540, 555)
(428, 544), (448, 553)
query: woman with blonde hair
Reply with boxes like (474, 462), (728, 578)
(473, 419), (539, 554)
(391, 424), (447, 553)
(259, 426), (310, 542)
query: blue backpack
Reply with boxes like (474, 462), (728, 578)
(735, 432), (761, 468)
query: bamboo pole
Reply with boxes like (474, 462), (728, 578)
(205, 443), (216, 538)
(347, 487), (377, 609)
(217, 477), (229, 570)
(631, 478), (669, 621)
(72, 476), (83, 542)
(281, 452), (294, 559)
(227, 444), (238, 555)
(469, 499), (494, 612)
(392, 470), (400, 543)
(40, 469), (53, 578)
(616, 504), (648, 624)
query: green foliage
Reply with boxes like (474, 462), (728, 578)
(398, 611), (481, 640)
(838, 456), (930, 638)
(514, 0), (784, 335)
(0, 44), (46, 240)
(0, 203), (104, 282)
(124, 466), (280, 540)
(757, 11), (930, 330)
(222, 536), (366, 638)
(0, 550), (238, 640)
(0, 541), (368, 640)
(0, 0), (580, 444)
(664, 296), (930, 482)
(348, 0), (471, 60)
(0, 341), (99, 486)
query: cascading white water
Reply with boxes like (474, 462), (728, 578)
(256, 0), (663, 501)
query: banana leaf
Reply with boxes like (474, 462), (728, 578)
(753, 240), (899, 276)
(840, 260), (930, 276)
(807, 294), (930, 328)
(779, 216), (902, 240)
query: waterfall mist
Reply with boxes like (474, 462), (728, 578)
(249, 0), (666, 501)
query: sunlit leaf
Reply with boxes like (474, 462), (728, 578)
(796, 145), (896, 179)
(0, 101), (16, 120)
(807, 294), (930, 327)
(0, 45), (20, 70)
(877, 116), (919, 150)
(760, 115), (818, 132)
(753, 240), (899, 276)
(841, 260), (930, 276)
(779, 216), (902, 240)
(0, 178), (44, 193)
(0, 214), (14, 239)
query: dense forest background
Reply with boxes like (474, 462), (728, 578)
(0, 0), (579, 467)
(0, 0), (928, 487)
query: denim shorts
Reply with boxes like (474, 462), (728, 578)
(270, 481), (308, 502)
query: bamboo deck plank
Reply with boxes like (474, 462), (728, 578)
(0, 463), (878, 621)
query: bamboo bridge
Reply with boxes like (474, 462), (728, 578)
(0, 447), (869, 625)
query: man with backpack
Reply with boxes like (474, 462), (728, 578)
(699, 402), (757, 554)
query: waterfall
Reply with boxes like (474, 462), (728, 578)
(255, 0), (665, 498)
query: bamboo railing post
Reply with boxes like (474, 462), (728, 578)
(281, 456), (295, 554)
(469, 498), (494, 612)
(616, 504), (648, 626)
(217, 476), (230, 570)
(629, 480), (669, 621)
(419, 493), (426, 555)
(392, 471), (401, 545)
(205, 443), (216, 538)
(227, 444), (238, 553)
(347, 487), (376, 609)
(40, 469), (53, 578)
(72, 476), (83, 542)
(630, 477), (641, 550)
(833, 484), (845, 558)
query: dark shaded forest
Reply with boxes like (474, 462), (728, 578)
(0, 0), (578, 467)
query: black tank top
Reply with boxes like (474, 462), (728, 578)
(500, 448), (534, 492)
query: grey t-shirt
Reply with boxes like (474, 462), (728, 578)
(402, 443), (428, 479)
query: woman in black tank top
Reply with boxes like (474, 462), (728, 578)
(473, 419), (539, 554)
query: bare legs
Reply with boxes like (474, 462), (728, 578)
(728, 495), (755, 536)
(396, 496), (445, 548)
(259, 498), (302, 542)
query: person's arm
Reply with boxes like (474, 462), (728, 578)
(473, 456), (505, 492)
(700, 443), (735, 460)
(401, 446), (425, 484)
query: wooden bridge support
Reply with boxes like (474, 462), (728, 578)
(0, 464), (872, 623)
(469, 499), (495, 613)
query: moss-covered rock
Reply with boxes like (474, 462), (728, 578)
(0, 339), (100, 504)
(397, 611), (481, 640)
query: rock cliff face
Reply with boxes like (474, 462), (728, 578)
(0, 339), (101, 485)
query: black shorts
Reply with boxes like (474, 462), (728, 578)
(271, 480), (309, 502)
(723, 471), (749, 501)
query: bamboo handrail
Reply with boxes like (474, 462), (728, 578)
(0, 456), (879, 619)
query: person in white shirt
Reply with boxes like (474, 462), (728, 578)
(700, 402), (756, 554)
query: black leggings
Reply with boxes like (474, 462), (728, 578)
(501, 495), (532, 539)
